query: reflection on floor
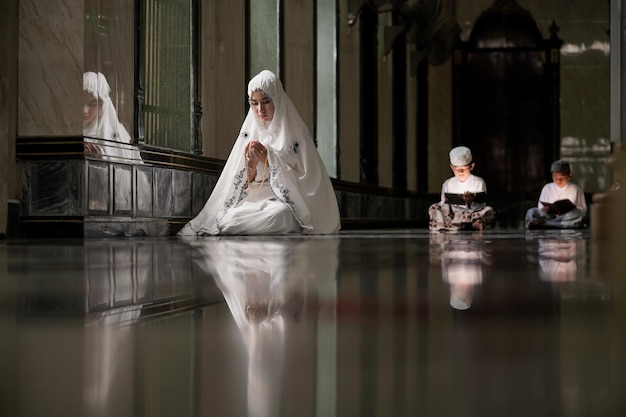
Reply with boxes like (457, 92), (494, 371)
(1, 229), (625, 417)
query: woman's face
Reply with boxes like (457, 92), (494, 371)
(83, 92), (102, 127)
(249, 90), (274, 123)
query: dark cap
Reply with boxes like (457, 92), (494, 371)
(550, 160), (571, 174)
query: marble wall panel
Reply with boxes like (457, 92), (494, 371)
(370, 196), (386, 219)
(21, 160), (85, 216)
(68, 160), (86, 215)
(113, 165), (133, 215)
(173, 170), (192, 217)
(623, 4), (626, 138)
(391, 198), (406, 218)
(153, 168), (173, 218)
(191, 172), (217, 216)
(334, 190), (342, 216)
(135, 166), (154, 217)
(18, 0), (83, 136)
(21, 158), (224, 236)
(0, 0), (18, 236)
(381, 197), (405, 219)
(429, 62), (454, 193)
(406, 199), (423, 220)
(27, 161), (73, 215)
(362, 195), (377, 218)
(337, 191), (422, 222)
(201, 0), (246, 159)
(20, 166), (32, 216)
(377, 12), (394, 190)
(337, 0), (362, 184)
(88, 161), (110, 214)
(340, 192), (363, 218)
(283, 0), (315, 131)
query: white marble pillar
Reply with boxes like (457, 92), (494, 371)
(0, 0), (19, 237)
(18, 0), (84, 137)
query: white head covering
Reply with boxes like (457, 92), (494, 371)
(83, 72), (132, 144)
(178, 70), (341, 235)
(449, 146), (473, 166)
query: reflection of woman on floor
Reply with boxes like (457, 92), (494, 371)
(187, 237), (339, 417)
(84, 307), (141, 415)
(83, 71), (142, 163)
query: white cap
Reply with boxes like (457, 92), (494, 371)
(449, 146), (473, 166)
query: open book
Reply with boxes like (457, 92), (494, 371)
(540, 199), (576, 215)
(444, 192), (487, 205)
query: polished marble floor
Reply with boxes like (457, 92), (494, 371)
(1, 228), (625, 417)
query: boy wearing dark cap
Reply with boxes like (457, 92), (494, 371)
(525, 160), (587, 229)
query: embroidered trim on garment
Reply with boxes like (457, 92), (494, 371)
(223, 168), (248, 210)
(268, 166), (308, 232)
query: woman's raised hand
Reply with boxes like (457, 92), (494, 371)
(246, 141), (268, 166)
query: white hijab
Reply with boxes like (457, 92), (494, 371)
(83, 71), (132, 144)
(179, 70), (341, 235)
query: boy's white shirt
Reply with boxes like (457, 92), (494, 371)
(537, 182), (587, 216)
(440, 174), (487, 206)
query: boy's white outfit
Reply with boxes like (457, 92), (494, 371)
(429, 173), (495, 231)
(526, 182), (587, 229)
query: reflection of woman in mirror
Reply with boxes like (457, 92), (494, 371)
(83, 71), (141, 163)
(83, 71), (131, 142)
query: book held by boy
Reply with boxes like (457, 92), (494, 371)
(540, 199), (576, 215)
(444, 192), (487, 205)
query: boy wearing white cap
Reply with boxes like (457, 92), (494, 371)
(429, 146), (495, 231)
(525, 160), (587, 229)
